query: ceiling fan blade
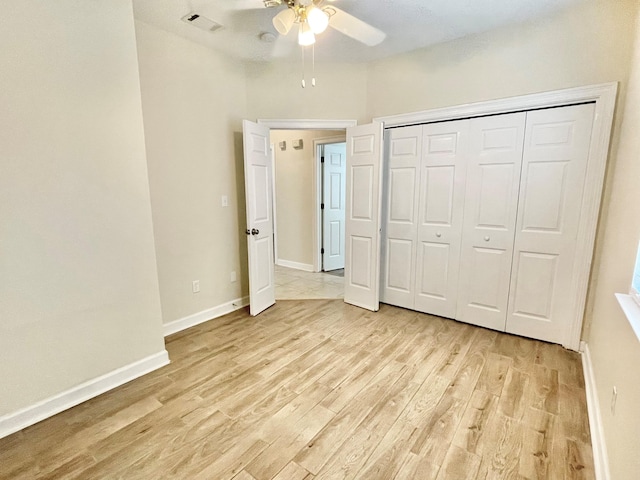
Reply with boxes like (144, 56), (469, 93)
(328, 6), (386, 46)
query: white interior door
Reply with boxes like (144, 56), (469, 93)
(322, 142), (346, 271)
(457, 112), (526, 331)
(414, 120), (470, 319)
(506, 104), (595, 343)
(243, 120), (275, 316)
(344, 121), (384, 311)
(380, 125), (422, 309)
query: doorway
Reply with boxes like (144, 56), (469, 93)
(269, 129), (347, 300)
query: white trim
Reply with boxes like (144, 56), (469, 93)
(0, 350), (169, 440)
(313, 135), (347, 272)
(376, 82), (618, 351)
(270, 142), (278, 266)
(257, 119), (357, 130)
(614, 293), (640, 343)
(276, 259), (315, 272)
(374, 83), (617, 127)
(581, 341), (611, 480)
(163, 296), (250, 337)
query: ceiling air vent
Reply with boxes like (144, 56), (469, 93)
(181, 13), (223, 33)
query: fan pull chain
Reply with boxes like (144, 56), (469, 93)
(301, 44), (306, 88)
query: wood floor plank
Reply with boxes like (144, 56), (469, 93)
(394, 452), (440, 480)
(271, 462), (313, 480)
(519, 407), (555, 479)
(475, 353), (511, 396)
(476, 413), (523, 479)
(314, 365), (422, 479)
(245, 404), (334, 480)
(436, 445), (481, 480)
(353, 418), (419, 480)
(0, 300), (595, 480)
(233, 470), (259, 480)
(294, 361), (406, 474)
(451, 389), (499, 457)
(497, 367), (531, 420)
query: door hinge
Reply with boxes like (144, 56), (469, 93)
(321, 156), (325, 163)
(321, 248), (325, 254)
(321, 203), (324, 210)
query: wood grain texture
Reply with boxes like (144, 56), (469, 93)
(0, 300), (593, 479)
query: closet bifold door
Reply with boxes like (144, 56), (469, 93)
(505, 103), (595, 344)
(380, 125), (422, 309)
(456, 112), (526, 331)
(414, 120), (470, 318)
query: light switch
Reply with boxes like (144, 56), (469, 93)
(222, 195), (229, 207)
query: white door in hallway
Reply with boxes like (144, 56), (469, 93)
(506, 104), (595, 344)
(414, 120), (470, 319)
(380, 125), (422, 309)
(243, 120), (275, 316)
(322, 142), (347, 272)
(344, 122), (384, 312)
(457, 112), (526, 331)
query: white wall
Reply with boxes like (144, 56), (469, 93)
(366, 0), (637, 119)
(271, 130), (343, 268)
(586, 6), (640, 479)
(246, 61), (368, 123)
(0, 1), (165, 417)
(135, 21), (249, 325)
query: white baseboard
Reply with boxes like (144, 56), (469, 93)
(581, 341), (611, 480)
(0, 350), (169, 440)
(276, 259), (315, 272)
(163, 296), (250, 337)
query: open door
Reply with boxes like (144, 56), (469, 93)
(243, 120), (275, 316)
(344, 122), (384, 311)
(322, 142), (346, 272)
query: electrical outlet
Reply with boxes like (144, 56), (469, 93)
(611, 386), (617, 415)
(192, 280), (200, 293)
(222, 195), (229, 207)
(230, 271), (237, 282)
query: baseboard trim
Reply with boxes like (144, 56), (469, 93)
(0, 350), (169, 440)
(276, 259), (315, 272)
(581, 341), (610, 480)
(163, 296), (250, 337)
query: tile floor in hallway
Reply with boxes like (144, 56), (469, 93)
(275, 264), (344, 300)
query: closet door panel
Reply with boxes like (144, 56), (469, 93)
(380, 126), (422, 308)
(414, 120), (469, 318)
(457, 112), (526, 331)
(506, 104), (595, 344)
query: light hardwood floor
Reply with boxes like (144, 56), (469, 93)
(0, 300), (593, 479)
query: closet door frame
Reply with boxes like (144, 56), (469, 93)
(374, 82), (617, 351)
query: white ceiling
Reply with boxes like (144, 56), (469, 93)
(133, 0), (587, 63)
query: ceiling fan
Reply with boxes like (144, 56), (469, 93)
(259, 0), (386, 47)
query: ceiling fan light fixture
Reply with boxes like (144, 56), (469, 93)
(298, 22), (315, 46)
(307, 7), (329, 34)
(272, 7), (296, 35)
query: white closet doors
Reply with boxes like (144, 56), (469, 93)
(456, 113), (526, 331)
(506, 104), (595, 344)
(414, 120), (469, 318)
(380, 126), (422, 308)
(380, 104), (596, 346)
(381, 121), (468, 315)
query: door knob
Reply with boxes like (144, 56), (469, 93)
(245, 229), (251, 235)
(252, 228), (259, 235)
(436, 232), (442, 238)
(484, 236), (490, 242)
